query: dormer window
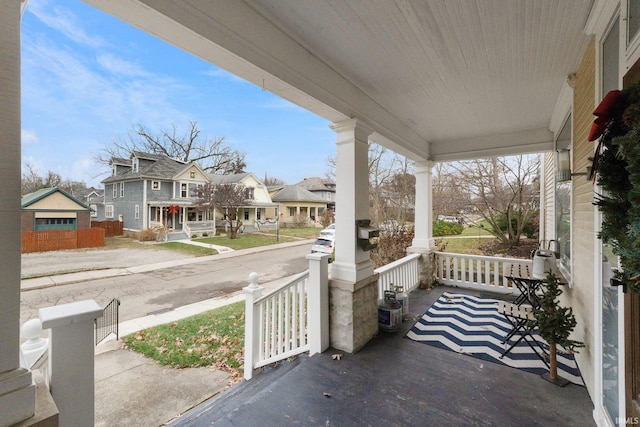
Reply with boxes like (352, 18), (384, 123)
(112, 165), (117, 176)
(133, 158), (139, 172)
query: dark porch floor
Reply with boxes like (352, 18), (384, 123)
(171, 286), (595, 427)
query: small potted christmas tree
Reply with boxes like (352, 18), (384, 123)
(534, 272), (584, 386)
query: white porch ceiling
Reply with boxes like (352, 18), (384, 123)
(85, 0), (595, 162)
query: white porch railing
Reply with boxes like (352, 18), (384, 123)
(374, 253), (422, 299)
(434, 251), (532, 294)
(244, 254), (329, 380)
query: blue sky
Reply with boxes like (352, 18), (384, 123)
(21, 0), (336, 188)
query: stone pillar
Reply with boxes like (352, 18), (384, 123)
(408, 160), (437, 287)
(40, 300), (103, 427)
(329, 118), (378, 353)
(0, 1), (36, 425)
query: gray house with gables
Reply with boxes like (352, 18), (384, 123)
(100, 151), (276, 237)
(101, 151), (214, 237)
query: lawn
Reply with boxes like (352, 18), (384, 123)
(122, 301), (245, 379)
(259, 226), (322, 239)
(156, 242), (217, 256)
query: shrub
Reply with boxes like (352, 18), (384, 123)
(202, 232), (209, 237)
(494, 212), (539, 239)
(138, 228), (156, 242)
(432, 220), (463, 237)
(371, 229), (414, 268)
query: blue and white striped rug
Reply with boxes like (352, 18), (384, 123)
(406, 292), (583, 385)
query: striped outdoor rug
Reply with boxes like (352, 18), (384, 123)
(406, 292), (583, 385)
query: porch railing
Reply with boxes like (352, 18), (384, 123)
(374, 253), (422, 299)
(434, 251), (532, 294)
(244, 254), (329, 380)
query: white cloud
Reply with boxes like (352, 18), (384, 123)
(96, 53), (149, 77)
(26, 0), (106, 48)
(21, 129), (40, 145)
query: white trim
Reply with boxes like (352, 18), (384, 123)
(151, 180), (161, 190)
(143, 179), (148, 228)
(624, 0), (640, 71)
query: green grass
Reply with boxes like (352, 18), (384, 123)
(459, 224), (493, 237)
(195, 233), (297, 250)
(438, 237), (490, 255)
(122, 301), (245, 371)
(156, 242), (217, 256)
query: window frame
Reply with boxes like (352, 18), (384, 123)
(105, 204), (114, 218)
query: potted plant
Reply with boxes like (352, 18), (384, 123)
(534, 272), (584, 386)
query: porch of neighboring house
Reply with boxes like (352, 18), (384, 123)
(148, 204), (215, 239)
(173, 283), (594, 426)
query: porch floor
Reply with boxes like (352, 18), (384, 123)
(171, 286), (595, 426)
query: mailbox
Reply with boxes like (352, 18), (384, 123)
(356, 219), (380, 251)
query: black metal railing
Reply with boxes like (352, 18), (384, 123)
(95, 298), (120, 345)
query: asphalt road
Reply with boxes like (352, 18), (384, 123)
(20, 244), (312, 324)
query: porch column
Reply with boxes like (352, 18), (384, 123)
(408, 160), (437, 287)
(0, 1), (36, 425)
(329, 118), (378, 353)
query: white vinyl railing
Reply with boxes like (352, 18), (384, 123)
(374, 253), (422, 299)
(434, 251), (532, 294)
(244, 254), (329, 380)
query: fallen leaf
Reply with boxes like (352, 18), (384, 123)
(331, 353), (343, 360)
(323, 392), (332, 398)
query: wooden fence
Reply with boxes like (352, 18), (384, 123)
(91, 220), (124, 237)
(22, 228), (105, 254)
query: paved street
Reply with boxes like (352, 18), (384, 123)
(20, 243), (312, 324)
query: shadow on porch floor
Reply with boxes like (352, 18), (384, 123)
(171, 286), (595, 426)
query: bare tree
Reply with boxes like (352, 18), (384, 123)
(97, 121), (246, 174)
(451, 155), (540, 245)
(21, 163), (81, 195)
(192, 183), (253, 239)
(432, 162), (471, 219)
(263, 176), (285, 186)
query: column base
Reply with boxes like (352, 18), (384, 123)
(15, 371), (59, 427)
(329, 274), (379, 353)
(407, 246), (437, 289)
(0, 368), (35, 426)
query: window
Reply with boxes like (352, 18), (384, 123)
(629, 0), (640, 46)
(244, 209), (250, 221)
(152, 181), (161, 190)
(189, 170), (196, 179)
(289, 207), (296, 217)
(244, 186), (255, 199)
(105, 204), (114, 218)
(256, 208), (262, 220)
(120, 182), (124, 197)
(135, 204), (140, 219)
(113, 183), (117, 198)
(181, 183), (188, 198)
(90, 204), (97, 217)
(555, 115), (572, 275)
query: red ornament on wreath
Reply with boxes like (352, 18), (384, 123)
(168, 205), (179, 214)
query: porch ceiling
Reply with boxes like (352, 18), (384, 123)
(85, 0), (595, 161)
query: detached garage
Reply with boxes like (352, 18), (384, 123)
(21, 187), (92, 232)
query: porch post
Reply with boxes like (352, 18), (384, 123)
(0, 2), (36, 424)
(329, 118), (378, 353)
(408, 160), (437, 287)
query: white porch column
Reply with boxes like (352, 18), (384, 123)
(0, 2), (36, 425)
(328, 118), (378, 353)
(411, 160), (435, 250)
(331, 118), (375, 283)
(408, 160), (436, 288)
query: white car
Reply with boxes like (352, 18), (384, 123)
(319, 223), (335, 237)
(311, 236), (335, 255)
